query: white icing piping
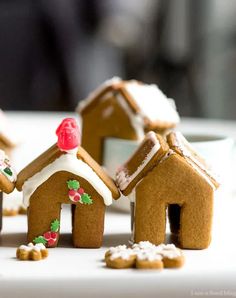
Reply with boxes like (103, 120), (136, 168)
(110, 248), (135, 261)
(22, 153), (113, 207)
(116, 132), (160, 191)
(185, 159), (216, 190)
(76, 77), (122, 113)
(172, 132), (218, 189)
(159, 149), (175, 164)
(19, 243), (46, 252)
(108, 242), (182, 261)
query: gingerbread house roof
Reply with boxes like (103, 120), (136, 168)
(116, 131), (219, 196)
(0, 149), (16, 194)
(77, 77), (180, 130)
(16, 144), (120, 207)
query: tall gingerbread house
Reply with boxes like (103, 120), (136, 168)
(116, 131), (219, 249)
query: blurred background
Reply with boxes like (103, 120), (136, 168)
(0, 0), (235, 118)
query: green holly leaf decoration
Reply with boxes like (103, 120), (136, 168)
(67, 180), (80, 190)
(4, 167), (12, 176)
(33, 236), (47, 245)
(81, 193), (93, 205)
(51, 219), (60, 232)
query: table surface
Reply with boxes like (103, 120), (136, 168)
(1, 112), (236, 298)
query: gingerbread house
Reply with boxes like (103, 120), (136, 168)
(116, 131), (219, 249)
(16, 118), (120, 248)
(0, 149), (16, 230)
(77, 77), (180, 164)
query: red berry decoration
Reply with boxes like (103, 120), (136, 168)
(50, 232), (58, 240)
(33, 219), (60, 247)
(56, 118), (80, 151)
(43, 231), (51, 240)
(47, 239), (56, 247)
(67, 179), (93, 205)
(78, 188), (84, 194)
(68, 189), (76, 196)
(73, 195), (80, 202)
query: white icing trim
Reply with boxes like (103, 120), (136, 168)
(172, 132), (218, 189)
(108, 242), (182, 261)
(186, 159), (216, 190)
(116, 131), (160, 191)
(108, 245), (127, 255)
(22, 153), (113, 207)
(77, 77), (122, 112)
(110, 248), (135, 261)
(132, 241), (156, 251)
(159, 149), (175, 164)
(19, 243), (46, 252)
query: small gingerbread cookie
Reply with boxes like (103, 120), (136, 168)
(105, 241), (184, 270)
(136, 251), (163, 270)
(16, 243), (48, 261)
(105, 246), (136, 269)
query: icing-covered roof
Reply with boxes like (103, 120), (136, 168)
(77, 77), (180, 129)
(116, 131), (169, 195)
(16, 144), (120, 205)
(116, 131), (219, 195)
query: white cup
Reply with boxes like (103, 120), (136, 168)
(104, 134), (235, 212)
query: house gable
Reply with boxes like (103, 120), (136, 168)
(167, 132), (219, 189)
(16, 143), (120, 208)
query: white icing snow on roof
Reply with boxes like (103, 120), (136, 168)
(124, 81), (180, 124)
(22, 152), (114, 207)
(77, 77), (122, 112)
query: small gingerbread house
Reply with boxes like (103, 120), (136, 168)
(0, 149), (16, 230)
(16, 118), (120, 248)
(116, 131), (219, 249)
(77, 77), (180, 164)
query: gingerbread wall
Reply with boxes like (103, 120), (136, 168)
(81, 94), (139, 164)
(134, 154), (214, 249)
(27, 171), (106, 248)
